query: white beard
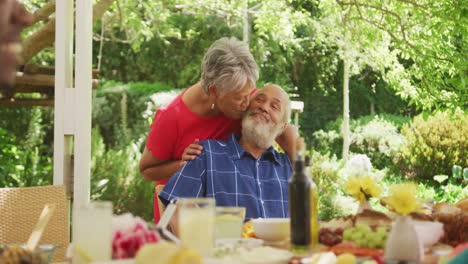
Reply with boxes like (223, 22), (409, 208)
(242, 112), (283, 149)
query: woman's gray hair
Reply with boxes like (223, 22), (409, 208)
(201, 37), (259, 95)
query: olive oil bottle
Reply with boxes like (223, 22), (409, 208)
(289, 138), (311, 251)
(305, 156), (319, 248)
(310, 178), (320, 248)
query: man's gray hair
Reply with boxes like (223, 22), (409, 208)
(264, 83), (291, 124)
(201, 37), (259, 95)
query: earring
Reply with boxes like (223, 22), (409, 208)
(211, 103), (215, 110)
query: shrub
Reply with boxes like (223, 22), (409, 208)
(312, 114), (409, 169)
(306, 151), (344, 220)
(394, 111), (468, 181)
(93, 81), (174, 149)
(0, 107), (53, 187)
(350, 116), (406, 169)
(91, 128), (154, 221)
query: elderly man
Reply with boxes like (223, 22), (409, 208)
(159, 84), (293, 219)
(0, 0), (32, 87)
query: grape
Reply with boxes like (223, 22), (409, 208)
(335, 228), (344, 235)
(343, 229), (353, 240)
(367, 240), (377, 248)
(319, 227), (343, 246)
(351, 231), (364, 242)
(356, 238), (367, 247)
(339, 225), (389, 249)
(356, 224), (372, 233)
(376, 227), (387, 235)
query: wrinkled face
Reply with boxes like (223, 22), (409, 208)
(0, 0), (32, 86)
(248, 85), (286, 127)
(241, 85), (287, 149)
(214, 82), (253, 120)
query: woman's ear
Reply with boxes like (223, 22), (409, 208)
(208, 85), (218, 97)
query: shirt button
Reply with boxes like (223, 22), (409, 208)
(257, 181), (261, 185)
(260, 200), (264, 204)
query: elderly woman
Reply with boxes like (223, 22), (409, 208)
(0, 0), (32, 86)
(139, 37), (296, 223)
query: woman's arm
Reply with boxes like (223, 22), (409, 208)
(139, 148), (182, 181)
(275, 124), (299, 163)
(139, 140), (204, 181)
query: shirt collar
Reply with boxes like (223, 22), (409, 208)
(227, 134), (283, 165)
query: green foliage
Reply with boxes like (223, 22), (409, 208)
(93, 81), (172, 149)
(318, 0), (468, 110)
(350, 117), (406, 169)
(395, 111), (468, 182)
(0, 107), (53, 187)
(306, 151), (344, 220)
(312, 114), (410, 169)
(91, 128), (154, 221)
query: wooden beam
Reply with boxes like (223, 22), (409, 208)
(32, 0), (56, 24)
(22, 64), (100, 78)
(21, 0), (117, 64)
(15, 72), (55, 86)
(14, 72), (100, 90)
(12, 83), (54, 93)
(0, 98), (54, 107)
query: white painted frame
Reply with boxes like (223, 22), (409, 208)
(54, 0), (93, 207)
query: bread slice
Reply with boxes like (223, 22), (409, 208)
(355, 209), (392, 227)
(433, 202), (461, 215)
(455, 197), (468, 212)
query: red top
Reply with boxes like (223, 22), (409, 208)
(146, 89), (240, 223)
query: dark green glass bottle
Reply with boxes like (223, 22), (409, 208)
(289, 138), (311, 251)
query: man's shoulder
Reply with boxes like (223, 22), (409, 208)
(271, 149), (293, 168)
(199, 138), (231, 150)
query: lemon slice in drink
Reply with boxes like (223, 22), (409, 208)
(136, 241), (179, 264)
(136, 241), (202, 264)
(170, 247), (202, 264)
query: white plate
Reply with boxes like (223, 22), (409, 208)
(216, 238), (264, 248)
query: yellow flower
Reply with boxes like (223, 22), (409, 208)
(361, 176), (381, 198)
(345, 176), (381, 202)
(386, 183), (422, 215)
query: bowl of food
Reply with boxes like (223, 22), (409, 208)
(413, 221), (444, 247)
(251, 218), (290, 242)
(0, 244), (57, 264)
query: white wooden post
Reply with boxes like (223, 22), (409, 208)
(291, 101), (304, 127)
(54, 0), (93, 207)
(74, 0), (93, 207)
(54, 0), (74, 193)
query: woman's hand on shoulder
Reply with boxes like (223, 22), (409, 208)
(180, 139), (204, 165)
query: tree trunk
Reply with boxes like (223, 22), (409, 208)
(22, 0), (116, 64)
(243, 0), (249, 45)
(342, 57), (350, 162)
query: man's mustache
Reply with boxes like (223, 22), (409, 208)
(246, 109), (269, 121)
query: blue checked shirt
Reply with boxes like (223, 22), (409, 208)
(159, 134), (292, 219)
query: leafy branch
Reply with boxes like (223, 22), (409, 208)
(338, 0), (453, 62)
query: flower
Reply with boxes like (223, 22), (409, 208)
(345, 175), (381, 202)
(344, 154), (373, 177)
(385, 183), (422, 215)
